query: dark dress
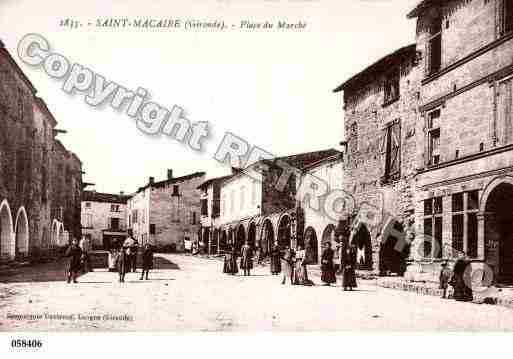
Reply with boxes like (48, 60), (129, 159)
(224, 249), (239, 274)
(117, 250), (129, 275)
(341, 248), (357, 289)
(141, 247), (154, 270)
(321, 248), (336, 284)
(450, 259), (473, 302)
(65, 245), (83, 273)
(270, 247), (282, 274)
(240, 245), (253, 270)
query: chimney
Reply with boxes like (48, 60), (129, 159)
(231, 167), (241, 174)
(120, 191), (124, 196)
(149, 177), (155, 185)
(167, 169), (173, 180)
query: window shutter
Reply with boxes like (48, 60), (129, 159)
(497, 0), (505, 37)
(390, 121), (401, 176)
(380, 127), (388, 178)
(425, 38), (431, 76)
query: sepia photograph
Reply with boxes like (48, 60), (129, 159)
(1, 0), (513, 352)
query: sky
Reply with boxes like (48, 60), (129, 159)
(0, 0), (419, 194)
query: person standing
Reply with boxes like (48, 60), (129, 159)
(255, 245), (262, 266)
(342, 244), (357, 291)
(439, 261), (451, 299)
(130, 239), (139, 272)
(449, 258), (473, 302)
(240, 241), (253, 276)
(294, 245), (313, 286)
(270, 244), (281, 275)
(79, 236), (92, 273)
(321, 242), (336, 286)
(108, 248), (119, 272)
(281, 246), (295, 285)
(65, 239), (83, 284)
(140, 244), (154, 280)
(117, 247), (129, 283)
(224, 245), (239, 275)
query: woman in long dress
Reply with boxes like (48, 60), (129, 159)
(321, 242), (336, 286)
(224, 245), (239, 275)
(281, 246), (295, 285)
(342, 244), (357, 291)
(294, 245), (314, 286)
(270, 244), (281, 275)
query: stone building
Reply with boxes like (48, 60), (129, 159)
(82, 190), (130, 249)
(333, 44), (421, 275)
(0, 40), (82, 262)
(408, 0), (513, 284)
(206, 149), (343, 264)
(127, 170), (205, 251)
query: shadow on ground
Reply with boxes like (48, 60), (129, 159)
(0, 258), (76, 283)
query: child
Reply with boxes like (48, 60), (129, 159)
(439, 261), (451, 299)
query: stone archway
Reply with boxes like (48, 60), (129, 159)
(322, 224), (338, 259)
(351, 223), (373, 270)
(0, 200), (14, 261)
(277, 215), (291, 248)
(379, 217), (408, 275)
(482, 178), (513, 284)
(304, 226), (318, 264)
(14, 207), (29, 258)
(261, 218), (275, 253)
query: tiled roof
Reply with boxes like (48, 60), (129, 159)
(83, 191), (130, 204)
(197, 174), (235, 190)
(267, 148), (341, 170)
(333, 44), (417, 93)
(137, 171), (206, 193)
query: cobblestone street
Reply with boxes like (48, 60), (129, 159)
(1, 254), (513, 331)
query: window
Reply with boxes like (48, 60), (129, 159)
(382, 119), (401, 182)
(497, 77), (513, 145)
(171, 197), (180, 222)
(201, 198), (208, 216)
(427, 109), (441, 165)
(110, 218), (120, 230)
(172, 185), (180, 196)
(149, 224), (156, 235)
(350, 123), (358, 152)
(426, 17), (442, 75)
(16, 149), (26, 194)
(502, 0), (513, 35)
(85, 202), (92, 209)
(423, 196), (443, 258)
(111, 204), (120, 212)
(451, 191), (479, 259)
(384, 67), (400, 104)
(83, 213), (93, 228)
(132, 210), (138, 224)
(191, 211), (197, 225)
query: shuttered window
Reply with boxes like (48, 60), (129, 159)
(497, 77), (513, 145)
(382, 119), (401, 183)
(426, 17), (442, 75)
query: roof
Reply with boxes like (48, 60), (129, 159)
(266, 148), (341, 170)
(407, 0), (442, 19)
(136, 171), (206, 193)
(34, 97), (58, 127)
(0, 41), (37, 95)
(83, 191), (130, 204)
(333, 44), (417, 93)
(197, 174), (235, 190)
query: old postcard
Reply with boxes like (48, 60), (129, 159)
(1, 0), (513, 348)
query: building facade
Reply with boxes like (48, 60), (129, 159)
(82, 191), (130, 249)
(201, 149), (344, 265)
(0, 40), (82, 263)
(334, 44), (421, 275)
(408, 0), (513, 284)
(127, 170), (205, 252)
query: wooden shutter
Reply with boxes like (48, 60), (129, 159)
(380, 127), (388, 178)
(389, 120), (401, 177)
(498, 78), (513, 144)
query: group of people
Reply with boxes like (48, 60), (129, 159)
(222, 239), (358, 290)
(64, 236), (155, 283)
(439, 258), (474, 302)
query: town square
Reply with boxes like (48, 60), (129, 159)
(2, 0), (513, 333)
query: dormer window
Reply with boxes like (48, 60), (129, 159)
(384, 67), (400, 104)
